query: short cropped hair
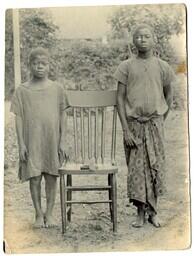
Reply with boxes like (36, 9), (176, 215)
(131, 24), (154, 39)
(28, 47), (50, 64)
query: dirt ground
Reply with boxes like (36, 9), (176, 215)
(4, 81), (191, 253)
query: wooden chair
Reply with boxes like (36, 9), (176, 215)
(59, 90), (118, 233)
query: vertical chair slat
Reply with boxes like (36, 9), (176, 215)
(101, 107), (106, 164)
(88, 109), (92, 159)
(80, 108), (85, 164)
(95, 108), (99, 164)
(113, 107), (117, 162)
(111, 107), (117, 164)
(73, 108), (78, 163)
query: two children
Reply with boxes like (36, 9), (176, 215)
(11, 23), (175, 230)
(115, 24), (175, 228)
(11, 47), (68, 228)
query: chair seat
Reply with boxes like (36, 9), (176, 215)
(59, 162), (118, 175)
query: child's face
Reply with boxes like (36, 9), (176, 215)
(133, 28), (154, 52)
(30, 55), (49, 78)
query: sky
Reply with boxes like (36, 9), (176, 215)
(50, 6), (115, 39)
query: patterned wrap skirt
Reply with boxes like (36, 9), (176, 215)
(124, 116), (166, 213)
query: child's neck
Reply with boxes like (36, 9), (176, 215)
(137, 50), (153, 59)
(29, 76), (49, 88)
(31, 76), (48, 83)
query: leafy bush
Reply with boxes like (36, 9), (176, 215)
(52, 39), (131, 91)
(5, 8), (59, 99)
(107, 4), (185, 63)
(5, 10), (14, 99)
(5, 6), (186, 110)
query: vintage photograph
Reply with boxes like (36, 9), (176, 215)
(4, 3), (190, 253)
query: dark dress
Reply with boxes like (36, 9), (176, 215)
(10, 81), (68, 182)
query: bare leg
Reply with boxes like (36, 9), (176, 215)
(44, 173), (57, 228)
(29, 175), (44, 228)
(132, 202), (145, 228)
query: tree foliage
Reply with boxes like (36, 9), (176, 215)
(5, 9), (59, 98)
(19, 9), (59, 82)
(107, 4), (185, 62)
(53, 39), (128, 91)
(5, 6), (186, 109)
(5, 10), (14, 99)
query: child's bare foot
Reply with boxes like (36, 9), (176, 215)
(33, 215), (45, 229)
(132, 215), (144, 228)
(44, 215), (57, 228)
(148, 214), (161, 228)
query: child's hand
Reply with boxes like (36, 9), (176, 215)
(19, 144), (28, 162)
(123, 129), (137, 148)
(58, 143), (68, 164)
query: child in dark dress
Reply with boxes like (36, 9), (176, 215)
(11, 47), (68, 228)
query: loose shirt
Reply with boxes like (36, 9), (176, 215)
(114, 56), (176, 118)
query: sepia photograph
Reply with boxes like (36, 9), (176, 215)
(3, 2), (190, 254)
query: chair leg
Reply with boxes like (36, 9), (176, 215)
(67, 174), (72, 222)
(111, 173), (117, 232)
(60, 174), (66, 234)
(108, 174), (113, 222)
(64, 175), (67, 232)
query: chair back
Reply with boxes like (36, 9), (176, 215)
(66, 90), (117, 166)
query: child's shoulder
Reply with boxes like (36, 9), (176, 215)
(21, 81), (31, 88)
(120, 58), (135, 65)
(52, 80), (64, 90)
(156, 57), (171, 70)
(14, 82), (29, 93)
(118, 58), (135, 70)
(17, 81), (36, 90)
(51, 81), (67, 96)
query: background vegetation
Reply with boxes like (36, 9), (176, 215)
(5, 5), (186, 109)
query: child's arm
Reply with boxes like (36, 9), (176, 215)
(117, 82), (137, 148)
(163, 81), (173, 120)
(15, 115), (28, 161)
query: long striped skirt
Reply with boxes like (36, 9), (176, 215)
(124, 116), (166, 213)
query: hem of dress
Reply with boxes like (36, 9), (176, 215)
(18, 172), (59, 183)
(129, 197), (157, 213)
